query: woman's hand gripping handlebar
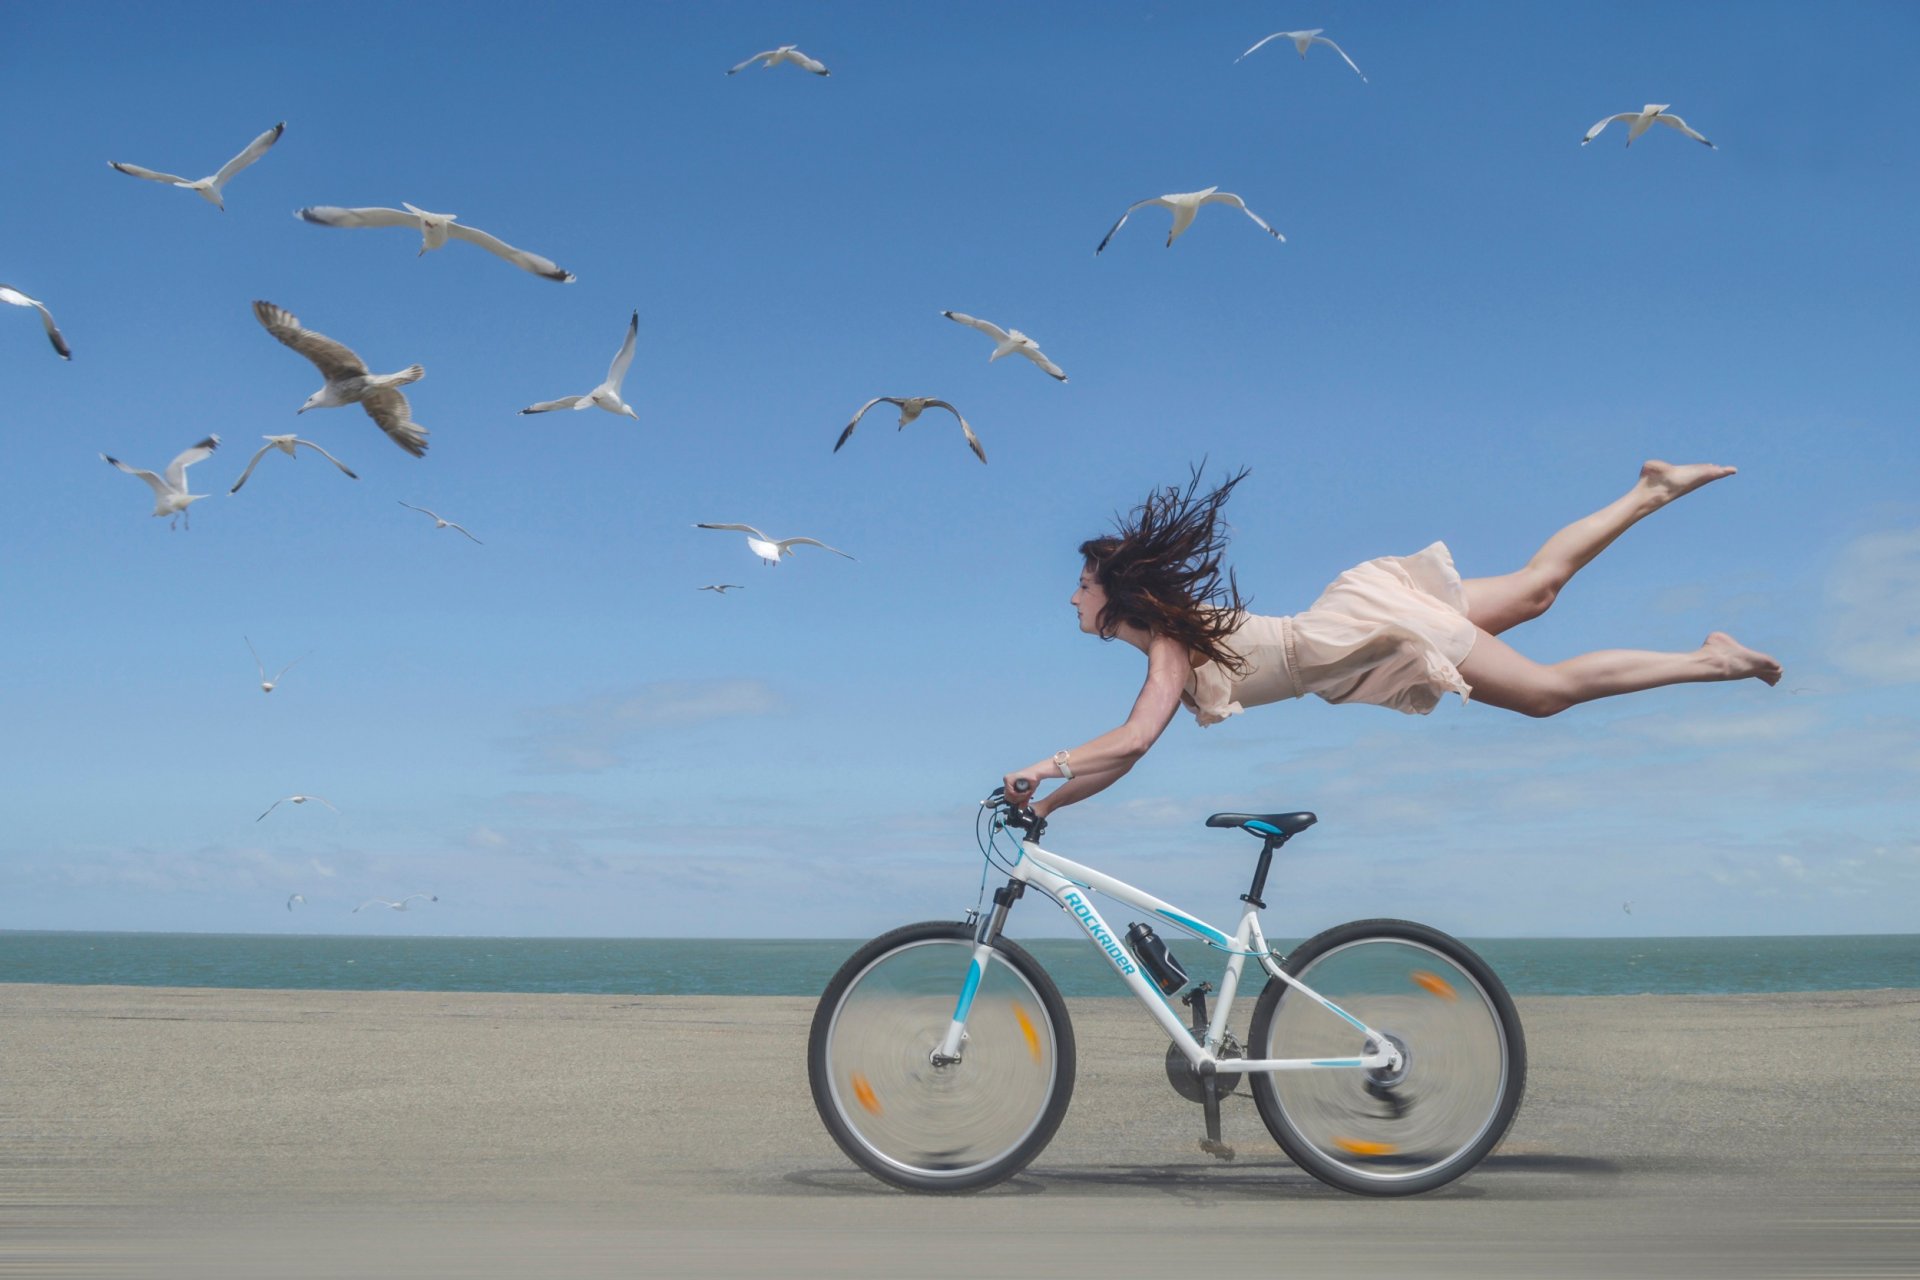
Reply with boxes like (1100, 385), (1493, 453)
(984, 782), (1047, 841)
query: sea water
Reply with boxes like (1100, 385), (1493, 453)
(1, 931), (1914, 997)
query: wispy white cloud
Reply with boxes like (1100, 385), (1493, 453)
(1826, 528), (1920, 683)
(505, 679), (783, 774)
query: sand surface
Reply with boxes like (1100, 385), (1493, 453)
(2, 983), (1916, 1278)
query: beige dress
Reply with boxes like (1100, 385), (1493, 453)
(1182, 541), (1479, 724)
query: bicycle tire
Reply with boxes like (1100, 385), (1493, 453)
(1248, 918), (1526, 1196)
(807, 921), (1076, 1192)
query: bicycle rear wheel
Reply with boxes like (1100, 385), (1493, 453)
(1248, 919), (1525, 1196)
(808, 921), (1075, 1192)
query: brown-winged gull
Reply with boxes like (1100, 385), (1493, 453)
(520, 311), (640, 419)
(0, 285), (71, 359)
(100, 435), (220, 530)
(253, 301), (429, 457)
(109, 122), (285, 210)
(229, 434), (359, 494)
(294, 203), (576, 282)
(941, 312), (1067, 382)
(835, 397), (986, 464)
(1097, 188), (1285, 254)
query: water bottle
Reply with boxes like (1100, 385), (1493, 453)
(1126, 922), (1190, 995)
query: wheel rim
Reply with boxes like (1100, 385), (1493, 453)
(1263, 937), (1510, 1185)
(824, 939), (1059, 1182)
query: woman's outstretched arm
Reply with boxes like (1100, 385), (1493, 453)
(1004, 635), (1189, 818)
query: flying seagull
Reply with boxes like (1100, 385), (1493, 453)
(520, 311), (639, 419)
(229, 433), (359, 494)
(245, 637), (304, 693)
(286, 893), (305, 911)
(398, 500), (482, 543)
(295, 203), (576, 282)
(355, 894), (437, 913)
(0, 285), (72, 359)
(698, 584), (744, 594)
(1582, 104), (1715, 149)
(836, 397), (986, 464)
(695, 523), (854, 565)
(253, 300), (428, 457)
(109, 122), (285, 209)
(257, 794), (338, 822)
(101, 435), (220, 529)
(940, 312), (1067, 382)
(1097, 188), (1284, 254)
(728, 45), (831, 76)
(1235, 30), (1367, 81)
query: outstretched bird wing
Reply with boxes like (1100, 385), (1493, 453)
(109, 161), (192, 186)
(1200, 190), (1284, 242)
(1096, 198), (1167, 254)
(925, 400), (987, 465)
(210, 122), (285, 187)
(778, 537), (856, 560)
(835, 397), (897, 452)
(941, 310), (1010, 343)
(445, 220), (576, 282)
(253, 301), (369, 380)
(163, 436), (220, 491)
(360, 387), (429, 458)
(0, 285), (71, 359)
(606, 311), (639, 389)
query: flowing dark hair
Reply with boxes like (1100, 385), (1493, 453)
(1078, 465), (1251, 674)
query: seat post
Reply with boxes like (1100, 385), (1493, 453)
(1242, 836), (1283, 910)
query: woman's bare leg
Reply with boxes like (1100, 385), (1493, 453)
(1457, 626), (1782, 717)
(1463, 460), (1737, 635)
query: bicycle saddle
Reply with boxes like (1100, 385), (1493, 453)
(1206, 811), (1317, 838)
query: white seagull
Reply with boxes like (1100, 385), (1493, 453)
(0, 285), (72, 359)
(253, 301), (428, 457)
(399, 500), (482, 544)
(520, 311), (640, 419)
(286, 893), (305, 911)
(695, 524), (854, 565)
(355, 894), (437, 913)
(940, 312), (1067, 382)
(295, 203), (576, 282)
(698, 584), (744, 594)
(109, 122), (285, 210)
(229, 433), (359, 494)
(1582, 104), (1716, 149)
(728, 45), (831, 76)
(836, 397), (986, 464)
(1236, 30), (1367, 81)
(101, 435), (220, 530)
(245, 637), (304, 693)
(1097, 188), (1284, 254)
(257, 794), (339, 822)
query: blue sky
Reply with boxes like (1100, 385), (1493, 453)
(3, 1), (1916, 941)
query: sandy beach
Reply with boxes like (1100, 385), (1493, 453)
(2, 983), (1915, 1278)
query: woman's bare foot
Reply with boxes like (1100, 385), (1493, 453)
(1703, 631), (1783, 685)
(1641, 459), (1737, 504)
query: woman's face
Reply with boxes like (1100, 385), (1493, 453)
(1072, 565), (1107, 635)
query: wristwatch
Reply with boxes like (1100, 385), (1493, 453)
(1053, 750), (1074, 781)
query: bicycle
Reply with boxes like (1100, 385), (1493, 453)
(807, 786), (1526, 1195)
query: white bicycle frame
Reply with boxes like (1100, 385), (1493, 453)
(937, 828), (1404, 1080)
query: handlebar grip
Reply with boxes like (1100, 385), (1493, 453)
(1011, 778), (1033, 795)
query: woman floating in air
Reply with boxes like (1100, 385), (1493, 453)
(1004, 461), (1781, 816)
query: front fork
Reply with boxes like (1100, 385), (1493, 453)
(933, 879), (1025, 1064)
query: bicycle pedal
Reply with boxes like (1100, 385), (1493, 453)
(1198, 1138), (1236, 1161)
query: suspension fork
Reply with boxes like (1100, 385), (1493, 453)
(933, 879), (1026, 1064)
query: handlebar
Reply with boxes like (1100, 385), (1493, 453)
(983, 784), (1047, 841)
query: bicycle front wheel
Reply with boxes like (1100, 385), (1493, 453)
(1248, 919), (1526, 1196)
(807, 921), (1075, 1193)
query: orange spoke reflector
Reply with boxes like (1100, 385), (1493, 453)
(1333, 1138), (1399, 1157)
(850, 1072), (881, 1115)
(1012, 1002), (1042, 1061)
(1411, 970), (1458, 1001)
